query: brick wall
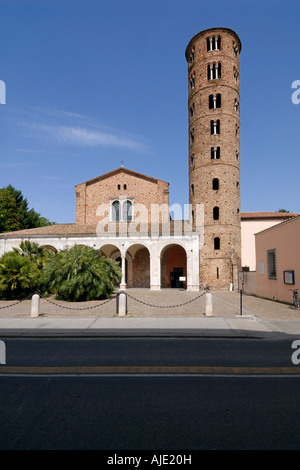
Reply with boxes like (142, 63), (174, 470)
(75, 168), (169, 225)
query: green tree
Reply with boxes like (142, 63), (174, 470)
(0, 188), (20, 232)
(45, 245), (121, 301)
(1, 185), (55, 231)
(277, 209), (290, 213)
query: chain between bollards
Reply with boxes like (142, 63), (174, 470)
(2, 289), (213, 318)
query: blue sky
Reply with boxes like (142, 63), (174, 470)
(0, 0), (299, 223)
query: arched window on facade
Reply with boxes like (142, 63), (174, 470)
(112, 201), (120, 221)
(123, 200), (133, 221)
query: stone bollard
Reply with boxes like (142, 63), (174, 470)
(0, 340), (6, 364)
(205, 291), (213, 317)
(31, 294), (40, 318)
(117, 291), (127, 317)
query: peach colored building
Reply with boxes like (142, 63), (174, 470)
(241, 212), (299, 271)
(255, 215), (300, 304)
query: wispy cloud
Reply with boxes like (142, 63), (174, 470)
(12, 106), (149, 153)
(25, 122), (147, 151)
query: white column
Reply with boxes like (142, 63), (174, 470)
(187, 252), (198, 291)
(150, 243), (161, 290)
(119, 256), (127, 290)
(187, 239), (200, 291)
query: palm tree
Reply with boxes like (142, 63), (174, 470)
(45, 245), (121, 301)
(0, 251), (40, 299)
(14, 240), (49, 267)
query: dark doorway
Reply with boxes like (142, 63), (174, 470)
(170, 267), (184, 288)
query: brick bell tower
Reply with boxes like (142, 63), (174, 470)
(185, 27), (242, 290)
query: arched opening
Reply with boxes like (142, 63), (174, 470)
(160, 244), (187, 289)
(41, 245), (58, 254)
(99, 244), (120, 259)
(126, 244), (150, 288)
(99, 244), (123, 285)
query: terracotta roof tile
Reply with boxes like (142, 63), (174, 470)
(241, 212), (299, 219)
(76, 167), (169, 187)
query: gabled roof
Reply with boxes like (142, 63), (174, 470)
(76, 167), (169, 187)
(255, 214), (300, 236)
(241, 212), (299, 220)
(0, 220), (189, 239)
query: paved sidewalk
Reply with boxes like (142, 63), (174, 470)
(0, 289), (299, 338)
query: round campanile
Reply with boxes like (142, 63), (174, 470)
(185, 27), (242, 290)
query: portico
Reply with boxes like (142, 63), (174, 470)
(0, 224), (201, 291)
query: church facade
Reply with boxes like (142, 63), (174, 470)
(0, 27), (244, 292)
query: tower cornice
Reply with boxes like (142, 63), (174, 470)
(185, 27), (242, 61)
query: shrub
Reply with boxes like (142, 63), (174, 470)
(45, 245), (121, 301)
(0, 251), (41, 299)
(0, 241), (55, 299)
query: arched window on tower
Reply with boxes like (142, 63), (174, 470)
(211, 147), (220, 159)
(233, 67), (238, 84)
(213, 178), (219, 190)
(214, 237), (220, 250)
(190, 74), (195, 90)
(123, 200), (133, 222)
(207, 63), (222, 80)
(206, 36), (221, 51)
(112, 201), (120, 222)
(234, 98), (239, 113)
(213, 206), (219, 220)
(233, 42), (239, 57)
(206, 38), (210, 52)
(211, 120), (220, 135)
(189, 48), (195, 62)
(209, 94), (221, 109)
(217, 63), (222, 78)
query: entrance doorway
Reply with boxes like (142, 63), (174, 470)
(170, 267), (184, 288)
(160, 244), (187, 289)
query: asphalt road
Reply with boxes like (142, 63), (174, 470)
(1, 338), (300, 450)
